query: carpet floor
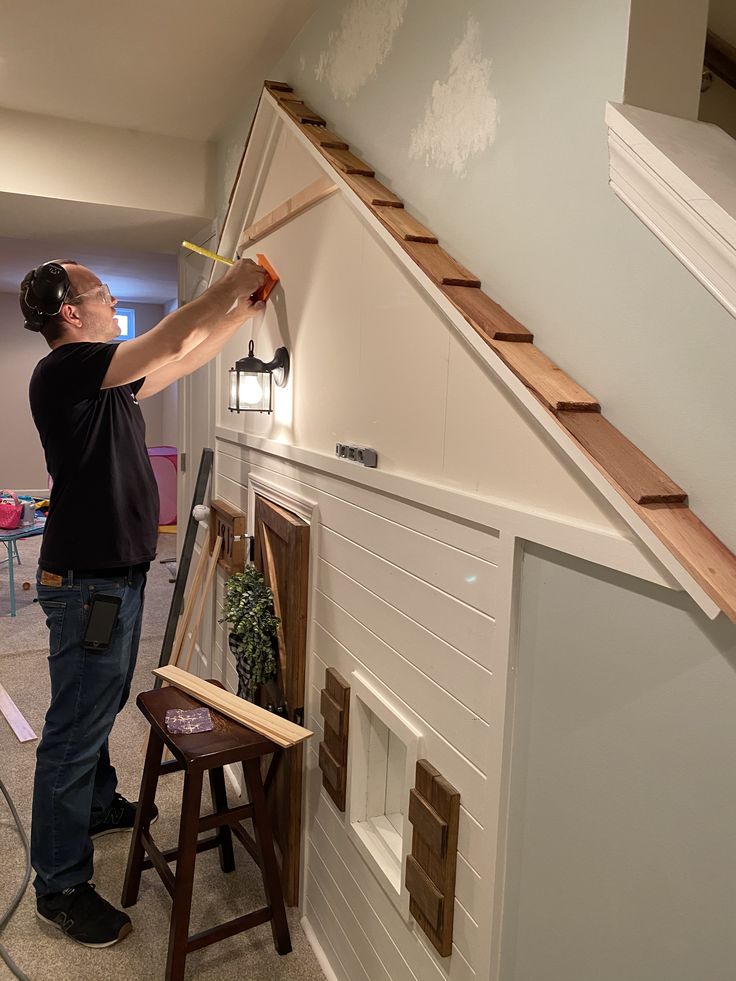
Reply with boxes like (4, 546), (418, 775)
(0, 534), (325, 981)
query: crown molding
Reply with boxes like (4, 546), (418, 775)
(606, 101), (736, 321)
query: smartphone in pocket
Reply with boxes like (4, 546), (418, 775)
(83, 594), (122, 650)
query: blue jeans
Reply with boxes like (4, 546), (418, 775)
(31, 567), (147, 897)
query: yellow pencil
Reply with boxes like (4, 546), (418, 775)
(181, 240), (235, 266)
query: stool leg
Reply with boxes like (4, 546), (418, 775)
(166, 768), (203, 981)
(208, 767), (235, 873)
(122, 729), (164, 907)
(242, 759), (292, 955)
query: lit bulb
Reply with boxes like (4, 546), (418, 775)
(239, 373), (263, 406)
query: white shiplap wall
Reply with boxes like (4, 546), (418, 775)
(211, 436), (511, 981)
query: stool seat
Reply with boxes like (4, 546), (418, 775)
(123, 683), (292, 980)
(136, 684), (277, 770)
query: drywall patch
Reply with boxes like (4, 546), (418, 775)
(409, 16), (498, 178)
(315, 0), (408, 103)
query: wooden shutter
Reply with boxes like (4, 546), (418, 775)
(405, 760), (461, 957)
(253, 495), (310, 906)
(208, 498), (246, 574)
(318, 668), (350, 810)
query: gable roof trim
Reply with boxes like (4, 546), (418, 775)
(243, 83), (734, 622)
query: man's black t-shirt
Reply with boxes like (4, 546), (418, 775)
(29, 342), (159, 571)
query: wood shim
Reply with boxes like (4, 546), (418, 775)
(238, 176), (338, 251)
(153, 665), (313, 749)
(0, 683), (36, 742)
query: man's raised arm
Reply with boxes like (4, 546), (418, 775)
(101, 259), (266, 390)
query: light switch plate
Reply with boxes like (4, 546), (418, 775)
(335, 443), (378, 468)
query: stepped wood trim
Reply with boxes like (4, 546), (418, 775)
(443, 285), (532, 342)
(280, 100), (325, 125)
(343, 173), (403, 207)
(264, 80), (294, 93)
(320, 147), (374, 176)
(402, 242), (481, 288)
(559, 411), (687, 505)
(490, 341), (599, 412)
(257, 83), (736, 622)
(375, 205), (438, 243)
(301, 124), (349, 149)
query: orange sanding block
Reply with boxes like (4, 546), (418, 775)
(252, 254), (279, 302)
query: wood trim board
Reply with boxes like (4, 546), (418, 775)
(239, 176), (338, 251)
(0, 683), (36, 742)
(153, 666), (313, 748)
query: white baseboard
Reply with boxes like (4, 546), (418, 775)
(301, 914), (341, 981)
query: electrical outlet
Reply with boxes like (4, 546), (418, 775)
(335, 442), (377, 468)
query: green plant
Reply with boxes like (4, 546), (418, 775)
(219, 565), (279, 699)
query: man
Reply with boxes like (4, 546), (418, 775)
(20, 256), (266, 948)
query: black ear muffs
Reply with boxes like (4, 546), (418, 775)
(21, 262), (73, 331)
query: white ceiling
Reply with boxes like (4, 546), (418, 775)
(0, 0), (318, 302)
(0, 0), (317, 141)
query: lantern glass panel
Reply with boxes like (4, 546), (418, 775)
(229, 369), (238, 410)
(228, 368), (273, 412)
(239, 373), (264, 406)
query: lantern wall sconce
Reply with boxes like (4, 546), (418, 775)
(228, 340), (290, 413)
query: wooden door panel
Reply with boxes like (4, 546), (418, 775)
(253, 495), (309, 906)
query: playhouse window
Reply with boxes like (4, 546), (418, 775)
(348, 672), (421, 914)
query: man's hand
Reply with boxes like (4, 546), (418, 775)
(224, 295), (266, 326)
(221, 258), (268, 299)
(102, 258), (269, 392)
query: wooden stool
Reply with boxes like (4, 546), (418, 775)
(122, 683), (291, 981)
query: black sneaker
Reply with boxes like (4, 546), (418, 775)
(36, 883), (132, 947)
(89, 792), (158, 839)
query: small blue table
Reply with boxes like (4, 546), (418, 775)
(0, 519), (45, 617)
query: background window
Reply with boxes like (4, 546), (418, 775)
(114, 306), (136, 341)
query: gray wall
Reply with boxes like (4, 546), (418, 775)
(260, 0), (736, 554)
(504, 545), (736, 981)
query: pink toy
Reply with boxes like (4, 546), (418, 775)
(147, 446), (177, 526)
